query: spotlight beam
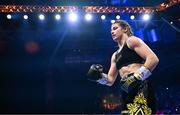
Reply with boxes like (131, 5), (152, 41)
(161, 17), (180, 33)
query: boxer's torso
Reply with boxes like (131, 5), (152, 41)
(115, 43), (144, 78)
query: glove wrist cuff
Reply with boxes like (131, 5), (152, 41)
(137, 66), (152, 81)
(97, 73), (109, 85)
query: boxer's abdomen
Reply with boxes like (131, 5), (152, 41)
(119, 63), (142, 78)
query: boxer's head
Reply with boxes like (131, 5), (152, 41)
(111, 20), (133, 41)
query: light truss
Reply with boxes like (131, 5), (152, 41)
(0, 0), (179, 13)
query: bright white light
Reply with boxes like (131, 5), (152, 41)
(111, 20), (115, 23)
(55, 14), (61, 20)
(116, 15), (120, 20)
(130, 15), (135, 20)
(101, 15), (106, 20)
(85, 14), (92, 21)
(39, 14), (45, 20)
(68, 13), (78, 22)
(7, 14), (12, 19)
(170, 21), (173, 24)
(23, 15), (28, 20)
(142, 14), (150, 21)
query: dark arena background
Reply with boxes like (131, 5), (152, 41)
(0, 0), (180, 114)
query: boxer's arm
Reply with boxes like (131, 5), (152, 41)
(87, 53), (118, 86)
(105, 52), (118, 86)
(127, 36), (159, 80)
(96, 52), (118, 86)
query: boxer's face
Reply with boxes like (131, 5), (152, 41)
(111, 23), (124, 42)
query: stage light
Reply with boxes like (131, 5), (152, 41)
(101, 15), (106, 20)
(39, 14), (45, 20)
(55, 14), (61, 20)
(23, 15), (28, 20)
(111, 20), (115, 23)
(68, 13), (78, 22)
(116, 15), (120, 20)
(130, 15), (135, 20)
(85, 13), (92, 21)
(7, 14), (12, 19)
(147, 29), (158, 42)
(142, 14), (150, 21)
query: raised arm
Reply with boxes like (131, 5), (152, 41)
(87, 52), (118, 86)
(105, 52), (119, 86)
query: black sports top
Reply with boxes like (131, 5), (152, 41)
(115, 43), (144, 69)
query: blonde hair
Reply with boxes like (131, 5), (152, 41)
(112, 20), (133, 36)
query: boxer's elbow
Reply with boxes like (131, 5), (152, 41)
(149, 54), (159, 64)
(107, 82), (113, 86)
(153, 54), (159, 65)
(106, 82), (113, 86)
(147, 54), (159, 71)
(107, 77), (116, 86)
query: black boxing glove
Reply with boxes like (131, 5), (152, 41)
(87, 64), (103, 81)
(87, 64), (110, 85)
(120, 73), (142, 93)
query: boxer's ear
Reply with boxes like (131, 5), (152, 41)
(122, 27), (128, 33)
